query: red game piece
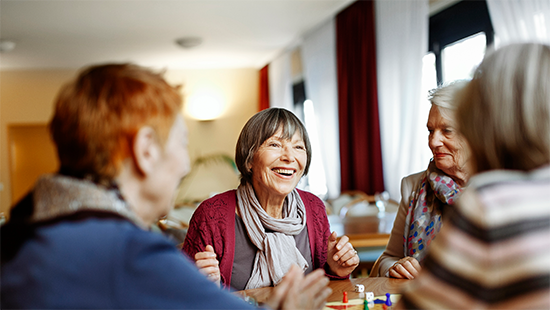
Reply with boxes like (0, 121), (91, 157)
(343, 292), (348, 303)
(382, 304), (388, 310)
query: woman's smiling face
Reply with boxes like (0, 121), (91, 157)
(250, 128), (307, 201)
(427, 105), (469, 181)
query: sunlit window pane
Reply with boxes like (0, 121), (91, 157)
(422, 52), (437, 99)
(442, 32), (486, 83)
(302, 99), (328, 198)
(419, 52), (437, 160)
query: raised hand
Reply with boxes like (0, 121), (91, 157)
(194, 245), (221, 286)
(326, 231), (359, 277)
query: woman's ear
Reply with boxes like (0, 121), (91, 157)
(132, 126), (161, 176)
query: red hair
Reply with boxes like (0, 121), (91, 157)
(50, 63), (182, 183)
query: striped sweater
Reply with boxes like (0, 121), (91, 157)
(399, 165), (550, 309)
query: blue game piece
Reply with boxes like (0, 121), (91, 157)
(385, 293), (392, 306)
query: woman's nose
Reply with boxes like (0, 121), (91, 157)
(280, 145), (296, 162)
(429, 132), (444, 149)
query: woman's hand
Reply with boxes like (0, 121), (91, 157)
(264, 265), (332, 310)
(388, 256), (421, 279)
(326, 231), (359, 277)
(194, 245), (221, 286)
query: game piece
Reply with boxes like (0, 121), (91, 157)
(373, 298), (385, 304)
(365, 292), (374, 302)
(354, 284), (365, 293)
(324, 294), (402, 310)
(343, 292), (348, 303)
(385, 293), (392, 306)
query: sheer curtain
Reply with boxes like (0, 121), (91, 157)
(301, 19), (340, 199)
(268, 51), (294, 110)
(375, 0), (430, 200)
(487, 0), (550, 45)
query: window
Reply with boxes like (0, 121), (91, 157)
(292, 80), (328, 199)
(422, 52), (437, 101)
(428, 0), (494, 85)
(302, 99), (328, 198)
(442, 32), (487, 83)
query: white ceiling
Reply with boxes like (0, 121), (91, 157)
(0, 0), (354, 70)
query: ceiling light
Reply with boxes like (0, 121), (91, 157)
(175, 37), (203, 49)
(0, 40), (16, 53)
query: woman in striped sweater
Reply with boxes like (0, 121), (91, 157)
(399, 43), (550, 309)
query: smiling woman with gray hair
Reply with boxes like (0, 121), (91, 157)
(183, 107), (359, 290)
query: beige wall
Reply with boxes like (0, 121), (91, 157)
(0, 67), (258, 215)
(1, 70), (76, 214)
(8, 124), (60, 205)
(166, 68), (258, 203)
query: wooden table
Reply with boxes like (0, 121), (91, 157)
(343, 215), (392, 248)
(237, 277), (408, 304)
(331, 211), (397, 249)
(332, 213), (396, 277)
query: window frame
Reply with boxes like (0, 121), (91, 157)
(429, 0), (494, 85)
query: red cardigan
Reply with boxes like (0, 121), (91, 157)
(182, 189), (346, 288)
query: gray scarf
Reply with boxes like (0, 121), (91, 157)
(30, 174), (146, 229)
(236, 183), (308, 289)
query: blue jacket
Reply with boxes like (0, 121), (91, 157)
(1, 205), (254, 309)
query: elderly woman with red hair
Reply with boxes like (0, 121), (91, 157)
(0, 63), (331, 309)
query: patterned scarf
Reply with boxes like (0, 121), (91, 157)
(403, 160), (463, 263)
(236, 182), (308, 290)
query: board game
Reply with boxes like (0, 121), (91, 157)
(324, 294), (401, 310)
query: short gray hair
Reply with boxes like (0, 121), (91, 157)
(235, 107), (312, 185)
(428, 80), (469, 122)
(456, 43), (550, 173)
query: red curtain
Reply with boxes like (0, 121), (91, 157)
(336, 0), (385, 195)
(258, 65), (270, 111)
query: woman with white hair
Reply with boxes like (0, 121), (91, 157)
(398, 42), (550, 309)
(371, 81), (471, 279)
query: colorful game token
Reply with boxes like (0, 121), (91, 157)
(385, 293), (392, 306)
(343, 292), (348, 303)
(324, 294), (401, 310)
(373, 298), (385, 304)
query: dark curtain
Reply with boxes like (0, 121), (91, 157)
(258, 65), (270, 111)
(336, 0), (385, 194)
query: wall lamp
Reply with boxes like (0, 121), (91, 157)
(186, 88), (225, 121)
